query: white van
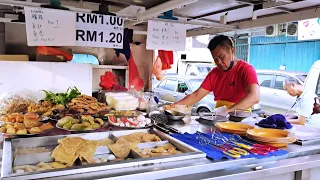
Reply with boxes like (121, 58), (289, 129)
(304, 60), (320, 98)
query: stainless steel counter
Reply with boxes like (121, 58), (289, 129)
(4, 119), (320, 180)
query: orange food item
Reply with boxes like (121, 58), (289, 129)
(23, 113), (41, 128)
(8, 113), (21, 123)
(16, 114), (24, 123)
(39, 122), (53, 132)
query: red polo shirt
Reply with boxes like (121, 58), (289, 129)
(201, 60), (258, 104)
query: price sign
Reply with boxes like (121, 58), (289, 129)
(75, 13), (124, 49)
(24, 7), (76, 46)
(146, 20), (186, 51)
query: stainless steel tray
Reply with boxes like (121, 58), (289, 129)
(1, 129), (205, 180)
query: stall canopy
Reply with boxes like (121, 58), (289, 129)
(0, 0), (319, 37)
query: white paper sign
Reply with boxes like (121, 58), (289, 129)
(298, 18), (320, 41)
(75, 12), (124, 49)
(24, 7), (76, 46)
(146, 20), (186, 51)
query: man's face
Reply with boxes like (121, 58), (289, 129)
(284, 83), (298, 96)
(211, 45), (234, 71)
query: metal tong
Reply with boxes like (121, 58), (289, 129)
(196, 132), (248, 159)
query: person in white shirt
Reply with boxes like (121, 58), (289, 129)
(283, 77), (317, 126)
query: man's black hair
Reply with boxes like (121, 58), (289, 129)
(207, 35), (234, 51)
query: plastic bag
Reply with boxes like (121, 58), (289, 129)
(158, 50), (173, 70)
(37, 46), (73, 61)
(0, 90), (42, 115)
(129, 52), (144, 91)
(99, 71), (118, 90)
(137, 92), (148, 110)
(152, 57), (165, 81)
(214, 106), (228, 116)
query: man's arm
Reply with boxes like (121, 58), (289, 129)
(227, 84), (260, 113)
(174, 87), (210, 106)
(288, 116), (307, 125)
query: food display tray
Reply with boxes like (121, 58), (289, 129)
(1, 129), (205, 180)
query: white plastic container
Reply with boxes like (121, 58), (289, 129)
(105, 92), (139, 110)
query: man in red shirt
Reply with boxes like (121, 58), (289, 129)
(173, 35), (260, 113)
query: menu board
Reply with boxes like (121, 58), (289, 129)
(24, 7), (124, 49)
(146, 20), (186, 51)
(75, 13), (124, 48)
(24, 7), (76, 46)
(298, 18), (320, 41)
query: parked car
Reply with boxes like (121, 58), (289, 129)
(152, 73), (178, 89)
(154, 75), (214, 113)
(154, 75), (261, 113)
(257, 70), (307, 114)
(185, 63), (216, 76)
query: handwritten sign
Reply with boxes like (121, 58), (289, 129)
(24, 7), (76, 46)
(298, 18), (320, 41)
(75, 13), (124, 49)
(146, 20), (186, 51)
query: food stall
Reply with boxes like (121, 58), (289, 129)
(0, 0), (320, 180)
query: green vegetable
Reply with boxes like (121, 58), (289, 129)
(57, 116), (72, 127)
(63, 121), (73, 130)
(42, 86), (81, 105)
(71, 124), (85, 131)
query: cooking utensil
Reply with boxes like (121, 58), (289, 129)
(149, 112), (168, 124)
(211, 144), (242, 159)
(230, 134), (279, 151)
(227, 140), (269, 155)
(157, 123), (182, 134)
(196, 112), (229, 125)
(153, 123), (171, 134)
(196, 132), (242, 158)
(167, 115), (185, 121)
(229, 109), (257, 122)
(219, 143), (249, 156)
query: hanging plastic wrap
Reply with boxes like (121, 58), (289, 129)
(0, 90), (44, 115)
(152, 56), (165, 81)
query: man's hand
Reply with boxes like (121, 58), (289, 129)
(288, 116), (307, 125)
(227, 84), (260, 112)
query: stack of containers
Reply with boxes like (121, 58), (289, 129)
(246, 128), (296, 147)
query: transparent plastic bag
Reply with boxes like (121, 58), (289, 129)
(152, 57), (165, 81)
(0, 90), (43, 115)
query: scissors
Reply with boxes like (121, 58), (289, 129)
(228, 134), (279, 155)
(219, 143), (249, 156)
(211, 144), (242, 159)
